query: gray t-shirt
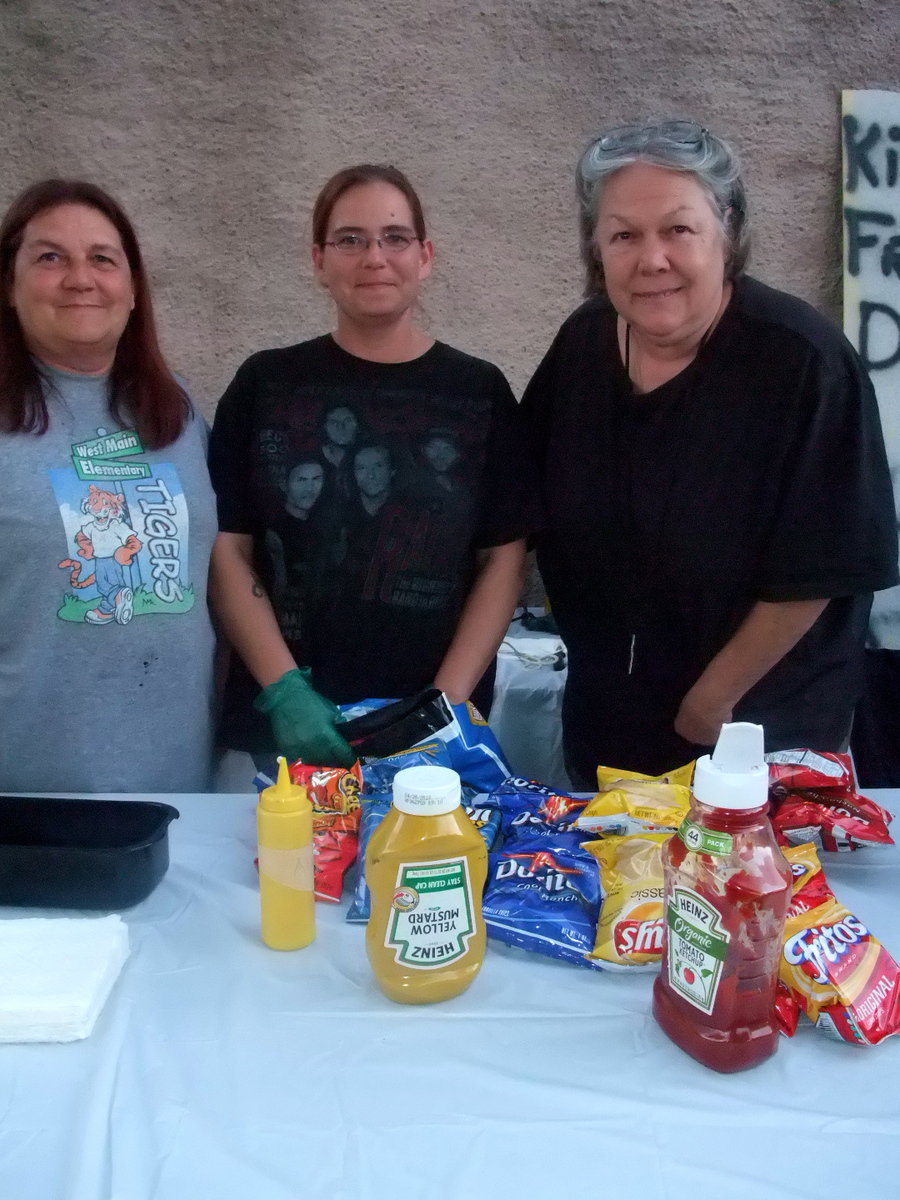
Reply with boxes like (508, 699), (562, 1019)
(0, 366), (217, 792)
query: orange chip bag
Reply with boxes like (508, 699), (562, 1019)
(584, 832), (670, 969)
(289, 762), (362, 814)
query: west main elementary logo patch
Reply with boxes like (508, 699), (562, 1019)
(50, 427), (196, 625)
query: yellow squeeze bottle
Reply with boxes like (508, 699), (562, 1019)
(365, 764), (487, 1004)
(257, 756), (315, 950)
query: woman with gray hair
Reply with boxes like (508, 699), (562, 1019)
(523, 118), (897, 782)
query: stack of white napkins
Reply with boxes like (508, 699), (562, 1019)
(0, 915), (130, 1043)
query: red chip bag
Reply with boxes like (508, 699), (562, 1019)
(274, 763), (363, 901)
(312, 809), (360, 903)
(772, 788), (894, 852)
(766, 749), (854, 791)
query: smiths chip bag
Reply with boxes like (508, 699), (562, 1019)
(584, 833), (670, 969)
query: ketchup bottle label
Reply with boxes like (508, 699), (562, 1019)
(384, 857), (477, 968)
(666, 886), (731, 1014)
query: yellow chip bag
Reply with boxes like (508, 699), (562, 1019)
(576, 781), (691, 833)
(585, 832), (671, 968)
(595, 761), (695, 791)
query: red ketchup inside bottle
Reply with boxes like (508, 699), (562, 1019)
(652, 723), (791, 1072)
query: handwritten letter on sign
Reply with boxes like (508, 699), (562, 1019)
(843, 89), (900, 644)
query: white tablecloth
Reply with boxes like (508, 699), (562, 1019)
(2, 792), (899, 1200)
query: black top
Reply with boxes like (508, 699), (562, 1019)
(209, 335), (538, 752)
(522, 276), (899, 777)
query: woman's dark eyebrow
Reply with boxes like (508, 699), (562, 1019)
(330, 223), (416, 235)
(25, 237), (123, 255)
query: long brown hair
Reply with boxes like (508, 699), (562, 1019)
(312, 164), (428, 245)
(0, 179), (190, 447)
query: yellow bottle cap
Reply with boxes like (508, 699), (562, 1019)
(259, 756), (309, 813)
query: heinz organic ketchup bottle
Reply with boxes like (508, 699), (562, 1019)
(652, 723), (791, 1072)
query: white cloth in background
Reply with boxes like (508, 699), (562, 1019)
(490, 621), (570, 789)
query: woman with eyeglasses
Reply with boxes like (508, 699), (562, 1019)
(523, 119), (897, 783)
(209, 164), (535, 768)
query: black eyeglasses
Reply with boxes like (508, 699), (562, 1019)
(594, 120), (709, 153)
(322, 232), (420, 256)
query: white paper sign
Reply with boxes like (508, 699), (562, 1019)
(842, 89), (900, 647)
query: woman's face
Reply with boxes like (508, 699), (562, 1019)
(287, 461), (324, 511)
(593, 163), (728, 347)
(10, 203), (135, 372)
(311, 181), (434, 328)
(354, 446), (392, 499)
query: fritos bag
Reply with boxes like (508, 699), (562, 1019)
(584, 832), (670, 969)
(778, 844), (900, 1045)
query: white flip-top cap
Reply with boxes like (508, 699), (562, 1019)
(692, 722), (769, 811)
(392, 764), (462, 815)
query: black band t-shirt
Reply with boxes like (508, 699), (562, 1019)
(210, 336), (537, 752)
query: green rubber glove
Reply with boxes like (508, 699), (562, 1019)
(254, 668), (355, 767)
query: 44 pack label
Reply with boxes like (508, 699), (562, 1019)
(385, 857), (477, 969)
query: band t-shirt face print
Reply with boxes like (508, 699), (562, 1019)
(210, 335), (537, 753)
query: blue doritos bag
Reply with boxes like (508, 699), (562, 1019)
(483, 833), (603, 970)
(488, 779), (592, 841)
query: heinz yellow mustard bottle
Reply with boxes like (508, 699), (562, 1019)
(365, 764), (487, 1004)
(257, 756), (315, 950)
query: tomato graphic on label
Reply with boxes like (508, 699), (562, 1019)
(683, 967), (697, 985)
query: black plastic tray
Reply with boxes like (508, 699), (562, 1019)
(0, 796), (179, 910)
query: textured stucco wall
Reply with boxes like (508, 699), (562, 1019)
(1, 0), (897, 413)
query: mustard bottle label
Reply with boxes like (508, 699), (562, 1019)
(384, 857), (477, 968)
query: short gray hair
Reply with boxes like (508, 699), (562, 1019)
(576, 119), (751, 296)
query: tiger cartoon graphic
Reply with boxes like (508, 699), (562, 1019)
(58, 484), (142, 625)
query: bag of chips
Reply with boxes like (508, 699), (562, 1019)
(488, 778), (591, 842)
(289, 762), (363, 814)
(595, 761), (695, 791)
(771, 788), (894, 852)
(765, 749), (854, 791)
(576, 782), (690, 836)
(482, 833), (603, 969)
(584, 832), (670, 969)
(778, 843), (900, 1045)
